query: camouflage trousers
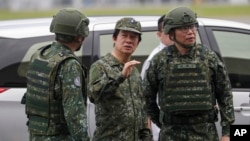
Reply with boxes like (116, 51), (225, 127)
(159, 123), (219, 141)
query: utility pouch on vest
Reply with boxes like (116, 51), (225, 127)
(28, 115), (69, 135)
(28, 116), (49, 135)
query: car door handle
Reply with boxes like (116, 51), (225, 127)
(234, 103), (250, 117)
(234, 107), (250, 112)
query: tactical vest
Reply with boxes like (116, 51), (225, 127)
(25, 45), (83, 135)
(159, 44), (214, 113)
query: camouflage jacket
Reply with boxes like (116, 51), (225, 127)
(88, 53), (150, 141)
(27, 42), (89, 141)
(143, 44), (235, 136)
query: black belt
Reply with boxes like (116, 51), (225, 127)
(161, 112), (214, 125)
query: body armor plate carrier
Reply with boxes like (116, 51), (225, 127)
(159, 44), (214, 113)
(25, 45), (79, 135)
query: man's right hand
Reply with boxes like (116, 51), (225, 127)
(122, 60), (141, 77)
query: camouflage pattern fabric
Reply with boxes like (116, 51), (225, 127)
(115, 17), (142, 34)
(143, 44), (235, 139)
(88, 53), (151, 141)
(27, 42), (89, 141)
(159, 122), (219, 141)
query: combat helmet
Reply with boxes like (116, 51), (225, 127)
(163, 7), (198, 34)
(50, 8), (89, 37)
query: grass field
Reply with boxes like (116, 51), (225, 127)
(0, 5), (250, 20)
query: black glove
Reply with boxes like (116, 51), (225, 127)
(139, 128), (152, 141)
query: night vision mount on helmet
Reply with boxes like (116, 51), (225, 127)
(50, 8), (89, 37)
(163, 7), (198, 34)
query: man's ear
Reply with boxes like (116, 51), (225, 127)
(156, 31), (161, 38)
(76, 36), (84, 43)
(112, 37), (116, 47)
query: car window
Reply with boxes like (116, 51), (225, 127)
(196, 32), (201, 44)
(0, 36), (54, 87)
(213, 31), (250, 88)
(17, 41), (52, 77)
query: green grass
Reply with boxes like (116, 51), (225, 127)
(0, 5), (250, 20)
(192, 5), (250, 18)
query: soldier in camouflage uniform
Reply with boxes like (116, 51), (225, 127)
(143, 7), (235, 141)
(88, 17), (152, 141)
(23, 8), (90, 141)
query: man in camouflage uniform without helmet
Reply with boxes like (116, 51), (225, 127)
(88, 17), (152, 141)
(143, 7), (235, 141)
(23, 8), (90, 141)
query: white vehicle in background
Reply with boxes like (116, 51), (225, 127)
(0, 16), (250, 141)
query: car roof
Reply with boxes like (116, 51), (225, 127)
(0, 16), (249, 39)
(198, 17), (250, 30)
(0, 16), (159, 39)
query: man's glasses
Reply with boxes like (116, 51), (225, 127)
(176, 24), (198, 33)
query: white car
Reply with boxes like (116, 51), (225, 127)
(0, 16), (250, 141)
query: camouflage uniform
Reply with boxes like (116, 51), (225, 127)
(143, 44), (235, 141)
(24, 8), (90, 141)
(26, 42), (89, 141)
(143, 7), (234, 140)
(88, 53), (150, 141)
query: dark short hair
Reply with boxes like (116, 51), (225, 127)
(55, 33), (75, 43)
(158, 15), (165, 32)
(112, 29), (142, 43)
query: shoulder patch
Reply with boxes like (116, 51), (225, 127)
(74, 76), (81, 87)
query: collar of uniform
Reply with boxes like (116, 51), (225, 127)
(104, 53), (124, 68)
(173, 45), (196, 59)
(52, 41), (73, 54)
